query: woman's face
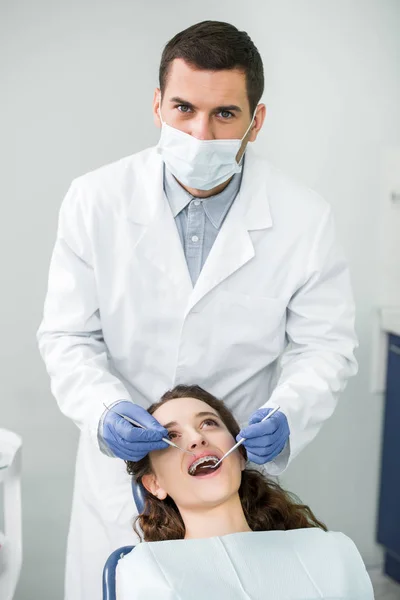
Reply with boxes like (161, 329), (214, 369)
(142, 397), (245, 511)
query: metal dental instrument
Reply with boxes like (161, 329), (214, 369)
(103, 404), (195, 456)
(202, 405), (281, 470)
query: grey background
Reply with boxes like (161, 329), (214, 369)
(1, 0), (399, 598)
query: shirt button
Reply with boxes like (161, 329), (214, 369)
(194, 201), (200, 206)
(191, 235), (199, 243)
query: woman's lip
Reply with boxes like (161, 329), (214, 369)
(187, 451), (222, 471)
(188, 452), (221, 466)
(188, 462), (223, 479)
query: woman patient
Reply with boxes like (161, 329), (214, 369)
(118, 384), (373, 599)
(128, 384), (325, 540)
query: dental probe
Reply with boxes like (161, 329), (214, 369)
(202, 405), (281, 470)
(103, 404), (196, 456)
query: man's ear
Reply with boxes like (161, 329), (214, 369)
(248, 104), (266, 142)
(153, 88), (162, 128)
(236, 104), (266, 163)
(142, 473), (167, 500)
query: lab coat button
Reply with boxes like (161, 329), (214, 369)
(191, 235), (199, 242)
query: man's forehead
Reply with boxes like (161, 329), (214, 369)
(165, 58), (248, 109)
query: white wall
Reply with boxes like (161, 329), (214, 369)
(1, 1), (399, 598)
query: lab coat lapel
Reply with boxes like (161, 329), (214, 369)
(127, 150), (193, 296)
(127, 147), (273, 311)
(186, 147), (273, 314)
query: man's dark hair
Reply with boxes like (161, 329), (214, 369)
(159, 21), (264, 115)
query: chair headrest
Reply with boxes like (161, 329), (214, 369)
(131, 479), (148, 514)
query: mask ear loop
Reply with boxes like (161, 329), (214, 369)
(236, 107), (258, 164)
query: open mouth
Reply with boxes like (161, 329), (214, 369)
(188, 455), (221, 477)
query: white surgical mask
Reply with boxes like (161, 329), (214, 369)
(157, 104), (256, 191)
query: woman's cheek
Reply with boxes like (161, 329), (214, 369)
(157, 454), (182, 488)
(219, 433), (237, 453)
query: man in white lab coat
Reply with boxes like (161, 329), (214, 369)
(37, 20), (358, 600)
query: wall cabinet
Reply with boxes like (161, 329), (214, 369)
(377, 333), (400, 582)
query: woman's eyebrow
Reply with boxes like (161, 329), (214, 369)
(196, 411), (220, 419)
(163, 411), (220, 429)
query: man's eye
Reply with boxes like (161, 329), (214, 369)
(168, 431), (179, 440)
(177, 105), (191, 114)
(218, 111), (234, 119)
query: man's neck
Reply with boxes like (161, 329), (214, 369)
(181, 494), (252, 540)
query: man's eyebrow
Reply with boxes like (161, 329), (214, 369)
(214, 104), (242, 113)
(169, 96), (195, 108)
(163, 411), (221, 429)
(169, 97), (242, 113)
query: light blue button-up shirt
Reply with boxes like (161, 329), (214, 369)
(163, 166), (243, 285)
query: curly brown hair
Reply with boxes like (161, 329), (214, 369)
(127, 385), (327, 542)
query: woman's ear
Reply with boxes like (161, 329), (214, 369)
(142, 473), (167, 500)
(239, 449), (246, 471)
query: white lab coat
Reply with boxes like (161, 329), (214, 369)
(37, 145), (357, 600)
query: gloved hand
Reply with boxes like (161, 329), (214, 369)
(102, 401), (169, 461)
(237, 407), (290, 465)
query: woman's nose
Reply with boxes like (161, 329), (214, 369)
(188, 435), (208, 450)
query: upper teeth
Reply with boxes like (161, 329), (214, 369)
(188, 455), (219, 475)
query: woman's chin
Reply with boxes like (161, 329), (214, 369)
(189, 488), (235, 508)
(186, 469), (240, 505)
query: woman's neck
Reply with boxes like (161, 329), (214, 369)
(181, 494), (252, 540)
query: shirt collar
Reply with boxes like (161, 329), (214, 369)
(163, 162), (244, 229)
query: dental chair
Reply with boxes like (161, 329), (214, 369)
(103, 481), (374, 600)
(102, 480), (145, 600)
(0, 429), (22, 600)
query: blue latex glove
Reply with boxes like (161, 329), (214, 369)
(238, 407), (290, 465)
(102, 401), (169, 461)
